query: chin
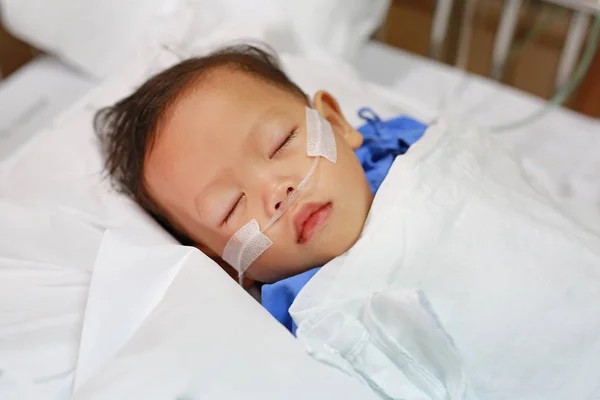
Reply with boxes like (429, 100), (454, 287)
(319, 229), (361, 263)
(251, 262), (314, 284)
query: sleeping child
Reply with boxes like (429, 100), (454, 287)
(95, 44), (600, 399)
(95, 44), (425, 328)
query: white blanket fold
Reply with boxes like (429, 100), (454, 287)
(291, 121), (600, 400)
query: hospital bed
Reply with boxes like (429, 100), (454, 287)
(0, 1), (598, 399)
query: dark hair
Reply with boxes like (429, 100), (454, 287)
(95, 44), (307, 244)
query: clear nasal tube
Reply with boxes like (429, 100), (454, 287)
(263, 156), (320, 232)
(222, 107), (337, 284)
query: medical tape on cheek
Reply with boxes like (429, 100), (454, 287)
(306, 107), (337, 163)
(222, 219), (273, 282)
(222, 107), (338, 282)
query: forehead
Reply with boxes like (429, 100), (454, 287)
(156, 68), (304, 151)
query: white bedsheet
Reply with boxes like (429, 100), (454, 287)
(291, 120), (600, 399)
(71, 232), (379, 400)
(0, 29), (598, 399)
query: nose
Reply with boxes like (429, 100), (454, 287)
(275, 186), (295, 210)
(266, 184), (295, 218)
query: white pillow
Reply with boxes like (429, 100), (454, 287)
(1, 0), (391, 79)
(0, 0), (191, 79)
(283, 0), (391, 60)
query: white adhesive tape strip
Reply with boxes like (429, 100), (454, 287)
(306, 107), (337, 163)
(222, 107), (338, 280)
(222, 219), (273, 279)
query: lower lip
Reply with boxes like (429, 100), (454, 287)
(298, 203), (333, 244)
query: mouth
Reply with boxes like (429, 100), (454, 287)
(293, 202), (333, 245)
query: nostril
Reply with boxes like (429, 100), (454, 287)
(275, 188), (293, 210)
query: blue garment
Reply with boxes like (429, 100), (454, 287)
(261, 109), (427, 335)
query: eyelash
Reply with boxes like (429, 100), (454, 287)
(223, 194), (244, 225)
(270, 128), (298, 159)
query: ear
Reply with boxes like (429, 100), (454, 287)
(197, 243), (257, 289)
(312, 90), (363, 150)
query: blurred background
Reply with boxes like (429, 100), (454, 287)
(1, 0), (599, 116)
(374, 0), (600, 116)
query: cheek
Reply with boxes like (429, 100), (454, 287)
(325, 149), (365, 191)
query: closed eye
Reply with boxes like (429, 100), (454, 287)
(270, 128), (298, 159)
(223, 194), (244, 225)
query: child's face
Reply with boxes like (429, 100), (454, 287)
(144, 69), (373, 282)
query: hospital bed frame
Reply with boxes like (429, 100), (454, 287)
(431, 0), (598, 90)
